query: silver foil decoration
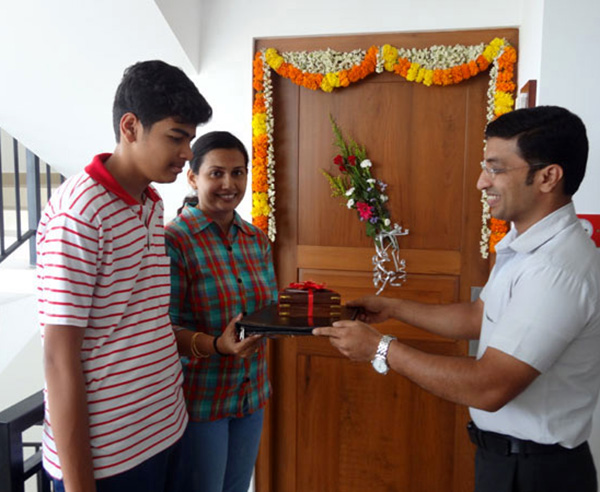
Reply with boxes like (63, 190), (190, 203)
(372, 224), (410, 295)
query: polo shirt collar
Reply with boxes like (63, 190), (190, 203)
(182, 204), (256, 236)
(496, 202), (577, 255)
(85, 153), (161, 206)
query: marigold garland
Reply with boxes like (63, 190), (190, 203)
(252, 37), (516, 255)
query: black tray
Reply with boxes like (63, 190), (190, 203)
(236, 303), (359, 337)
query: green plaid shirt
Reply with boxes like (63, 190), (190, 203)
(165, 205), (277, 421)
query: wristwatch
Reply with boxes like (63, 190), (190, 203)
(371, 335), (397, 375)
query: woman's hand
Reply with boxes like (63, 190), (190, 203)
(216, 314), (264, 358)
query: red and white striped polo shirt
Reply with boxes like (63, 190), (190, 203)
(37, 153), (188, 479)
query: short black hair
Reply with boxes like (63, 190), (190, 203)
(485, 106), (588, 196)
(112, 60), (212, 141)
(189, 131), (249, 173)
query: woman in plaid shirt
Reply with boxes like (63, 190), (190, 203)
(165, 131), (277, 492)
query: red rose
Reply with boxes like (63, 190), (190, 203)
(348, 155), (357, 166)
(333, 154), (344, 166)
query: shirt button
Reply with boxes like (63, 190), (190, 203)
(227, 246), (232, 252)
(237, 278), (242, 284)
(242, 311), (247, 316)
(244, 377), (250, 383)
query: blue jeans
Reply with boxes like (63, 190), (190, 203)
(51, 438), (184, 492)
(179, 407), (265, 492)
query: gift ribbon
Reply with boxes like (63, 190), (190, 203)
(288, 281), (326, 318)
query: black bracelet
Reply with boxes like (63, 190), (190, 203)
(213, 335), (226, 356)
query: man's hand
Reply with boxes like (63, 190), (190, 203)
(313, 320), (383, 361)
(347, 296), (394, 324)
(217, 314), (264, 358)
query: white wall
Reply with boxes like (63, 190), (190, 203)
(537, 0), (600, 214)
(0, 0), (197, 176)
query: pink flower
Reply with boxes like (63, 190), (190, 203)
(356, 202), (373, 221)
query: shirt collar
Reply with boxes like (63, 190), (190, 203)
(181, 204), (256, 236)
(495, 202), (577, 255)
(84, 153), (161, 205)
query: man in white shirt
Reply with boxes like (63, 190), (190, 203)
(314, 106), (600, 492)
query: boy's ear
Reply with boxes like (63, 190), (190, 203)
(120, 113), (140, 143)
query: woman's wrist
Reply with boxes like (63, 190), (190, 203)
(190, 332), (210, 358)
(213, 335), (227, 356)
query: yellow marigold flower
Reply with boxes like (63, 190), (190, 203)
(494, 91), (515, 115)
(326, 72), (340, 87)
(483, 37), (505, 63)
(320, 77), (334, 93)
(382, 44), (398, 72)
(416, 67), (426, 84)
(406, 62), (420, 82)
(265, 48), (284, 70)
(252, 192), (270, 217)
(423, 69), (434, 86)
(252, 113), (267, 137)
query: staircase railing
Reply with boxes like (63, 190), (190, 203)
(0, 129), (64, 265)
(0, 391), (49, 492)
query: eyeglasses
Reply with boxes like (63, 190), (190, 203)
(480, 161), (548, 180)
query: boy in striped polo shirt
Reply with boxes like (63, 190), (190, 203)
(37, 61), (212, 492)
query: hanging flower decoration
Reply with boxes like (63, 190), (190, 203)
(323, 116), (409, 295)
(252, 37), (516, 257)
(252, 51), (276, 240)
(322, 116), (392, 239)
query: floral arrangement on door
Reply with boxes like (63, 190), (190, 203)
(252, 37), (517, 259)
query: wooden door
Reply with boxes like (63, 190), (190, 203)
(255, 29), (518, 492)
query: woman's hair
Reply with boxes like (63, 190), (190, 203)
(178, 131), (249, 214)
(189, 131), (249, 173)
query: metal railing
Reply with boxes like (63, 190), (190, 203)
(0, 391), (50, 492)
(0, 130), (64, 265)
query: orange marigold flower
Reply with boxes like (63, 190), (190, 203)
(498, 46), (517, 67)
(252, 170), (269, 193)
(362, 46), (378, 74)
(432, 69), (443, 85)
(489, 234), (502, 253)
(253, 93), (266, 113)
(253, 53), (264, 92)
(451, 66), (463, 84)
(338, 70), (350, 87)
(495, 81), (516, 93)
(468, 60), (479, 76)
(460, 63), (471, 80)
(393, 58), (411, 78)
(253, 133), (268, 150)
(490, 218), (509, 233)
(496, 71), (515, 83)
(253, 215), (268, 233)
(252, 145), (267, 161)
(348, 65), (363, 83)
(441, 68), (453, 85)
(476, 55), (490, 71)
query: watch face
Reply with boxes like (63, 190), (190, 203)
(372, 357), (388, 374)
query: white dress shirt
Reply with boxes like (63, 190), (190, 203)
(471, 203), (600, 448)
